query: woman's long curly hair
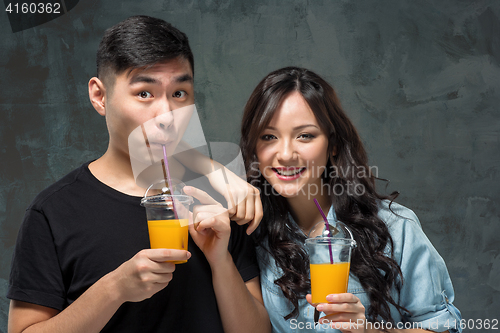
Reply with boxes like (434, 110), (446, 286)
(240, 67), (408, 322)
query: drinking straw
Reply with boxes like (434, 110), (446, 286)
(162, 144), (178, 219)
(313, 198), (333, 264)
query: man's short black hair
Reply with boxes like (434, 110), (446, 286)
(96, 15), (194, 87)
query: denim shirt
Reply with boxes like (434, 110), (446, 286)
(256, 201), (462, 333)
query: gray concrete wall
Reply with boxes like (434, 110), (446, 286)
(1, 0), (499, 331)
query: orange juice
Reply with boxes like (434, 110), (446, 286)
(147, 219), (189, 264)
(310, 262), (350, 303)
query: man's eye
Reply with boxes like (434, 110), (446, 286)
(173, 90), (187, 98)
(138, 91), (152, 99)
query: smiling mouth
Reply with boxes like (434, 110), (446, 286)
(272, 167), (306, 179)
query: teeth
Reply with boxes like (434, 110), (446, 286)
(276, 168), (303, 176)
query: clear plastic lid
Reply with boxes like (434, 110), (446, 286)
(140, 178), (193, 207)
(306, 220), (356, 248)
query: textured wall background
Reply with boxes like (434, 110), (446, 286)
(1, 0), (499, 331)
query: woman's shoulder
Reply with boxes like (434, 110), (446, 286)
(377, 200), (422, 230)
(377, 200), (441, 261)
(376, 200), (432, 248)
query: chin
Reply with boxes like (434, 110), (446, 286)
(270, 184), (304, 198)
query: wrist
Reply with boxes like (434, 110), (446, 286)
(209, 251), (233, 273)
(101, 270), (126, 306)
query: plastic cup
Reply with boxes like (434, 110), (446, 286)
(306, 237), (355, 303)
(141, 194), (193, 264)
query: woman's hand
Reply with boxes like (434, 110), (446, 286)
(184, 186), (232, 265)
(207, 167), (263, 235)
(307, 293), (366, 333)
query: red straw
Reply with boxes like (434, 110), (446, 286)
(162, 144), (178, 219)
(313, 198), (333, 264)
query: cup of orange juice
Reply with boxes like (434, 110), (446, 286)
(141, 187), (193, 264)
(306, 222), (356, 304)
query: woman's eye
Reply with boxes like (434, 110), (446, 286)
(298, 133), (315, 140)
(138, 91), (152, 99)
(260, 134), (276, 141)
(173, 90), (187, 98)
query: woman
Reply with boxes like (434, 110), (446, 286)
(240, 67), (461, 332)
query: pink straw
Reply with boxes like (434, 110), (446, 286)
(162, 144), (178, 219)
(313, 198), (333, 264)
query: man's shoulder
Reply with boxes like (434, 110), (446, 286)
(29, 161), (92, 211)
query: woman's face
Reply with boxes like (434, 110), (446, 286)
(255, 91), (330, 198)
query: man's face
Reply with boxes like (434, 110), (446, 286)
(103, 57), (194, 159)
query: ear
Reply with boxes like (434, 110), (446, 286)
(89, 77), (106, 116)
(328, 146), (337, 163)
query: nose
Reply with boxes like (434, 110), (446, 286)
(276, 139), (297, 162)
(154, 100), (174, 131)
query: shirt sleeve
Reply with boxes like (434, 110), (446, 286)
(389, 207), (462, 333)
(228, 221), (260, 283)
(7, 208), (66, 311)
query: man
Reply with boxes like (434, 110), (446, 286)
(7, 15), (269, 333)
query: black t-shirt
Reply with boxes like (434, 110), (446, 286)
(7, 162), (259, 332)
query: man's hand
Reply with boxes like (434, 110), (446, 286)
(184, 186), (232, 265)
(173, 141), (263, 234)
(112, 248), (191, 303)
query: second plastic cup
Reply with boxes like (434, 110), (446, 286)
(141, 194), (193, 264)
(306, 237), (355, 303)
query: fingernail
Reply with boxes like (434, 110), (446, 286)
(326, 294), (336, 302)
(186, 251), (191, 259)
(316, 304), (323, 311)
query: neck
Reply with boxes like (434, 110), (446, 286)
(286, 187), (331, 236)
(89, 147), (146, 197)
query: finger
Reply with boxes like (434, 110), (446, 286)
(234, 189), (249, 222)
(232, 192), (253, 224)
(142, 271), (174, 285)
(143, 248), (191, 263)
(192, 212), (215, 232)
(232, 184), (259, 225)
(306, 294), (317, 306)
(225, 186), (237, 217)
(317, 302), (358, 314)
(326, 293), (360, 303)
(317, 299), (365, 317)
(188, 222), (203, 237)
(151, 265), (176, 275)
(192, 205), (227, 229)
(199, 216), (231, 233)
(193, 210), (231, 234)
(246, 189), (263, 235)
(184, 186), (220, 206)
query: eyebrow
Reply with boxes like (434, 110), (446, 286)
(128, 73), (194, 86)
(265, 124), (319, 131)
(129, 75), (160, 85)
(174, 74), (193, 83)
